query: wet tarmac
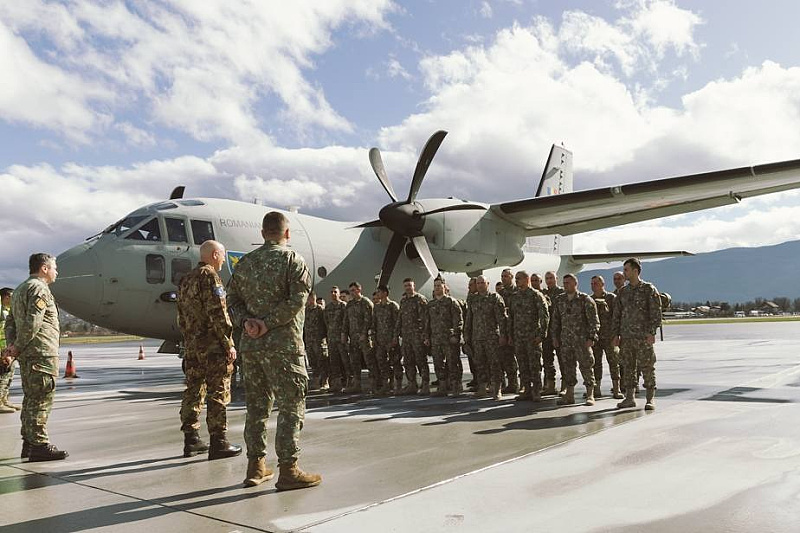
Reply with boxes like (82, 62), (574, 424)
(2, 322), (800, 532)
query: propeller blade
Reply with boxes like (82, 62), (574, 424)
(369, 148), (398, 202)
(379, 233), (407, 288)
(410, 235), (439, 281)
(353, 220), (384, 228)
(407, 130), (448, 203)
(422, 203), (486, 216)
(170, 186), (185, 200)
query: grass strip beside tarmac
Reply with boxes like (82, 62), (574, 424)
(665, 316), (800, 325)
(60, 335), (144, 345)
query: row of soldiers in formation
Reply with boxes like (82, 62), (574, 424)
(302, 257), (662, 410)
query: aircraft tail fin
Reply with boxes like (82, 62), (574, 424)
(525, 144), (573, 255)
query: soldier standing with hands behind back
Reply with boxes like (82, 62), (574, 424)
(0, 287), (21, 414)
(177, 240), (242, 460)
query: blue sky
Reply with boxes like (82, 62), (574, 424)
(3, 0), (800, 286)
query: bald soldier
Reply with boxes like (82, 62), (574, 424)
(508, 271), (549, 401)
(177, 240), (242, 460)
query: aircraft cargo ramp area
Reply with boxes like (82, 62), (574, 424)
(2, 323), (800, 532)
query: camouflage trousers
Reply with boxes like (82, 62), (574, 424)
(431, 343), (462, 390)
(0, 359), (16, 398)
(620, 338), (656, 390)
(373, 342), (396, 382)
(327, 340), (350, 388)
(560, 340), (595, 388)
(180, 348), (233, 435)
(305, 340), (329, 385)
(349, 337), (377, 385)
(592, 338), (620, 385)
(19, 358), (57, 445)
(402, 337), (429, 384)
(514, 338), (543, 391)
(388, 345), (403, 382)
(242, 351), (307, 465)
(542, 336), (563, 382)
(472, 339), (502, 387)
(499, 344), (519, 384)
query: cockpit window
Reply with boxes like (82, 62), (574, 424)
(106, 215), (148, 237)
(178, 200), (206, 206)
(151, 201), (179, 210)
(165, 217), (188, 243)
(191, 220), (215, 245)
(124, 218), (162, 241)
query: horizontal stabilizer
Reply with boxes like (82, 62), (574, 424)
(569, 251), (693, 264)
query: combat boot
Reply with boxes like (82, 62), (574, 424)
(612, 380), (624, 399)
(492, 382), (503, 401)
(420, 381), (431, 395)
(617, 387), (636, 409)
(593, 384), (602, 399)
(28, 443), (68, 462)
(402, 381), (418, 395)
(585, 385), (595, 406)
(394, 378), (404, 395)
(21, 440), (30, 459)
(559, 379), (567, 396)
(515, 382), (533, 402)
(450, 380), (463, 397)
(645, 388), (656, 411)
(243, 456), (274, 487)
(557, 386), (574, 406)
(320, 378), (330, 392)
(183, 429), (209, 457)
(542, 378), (557, 396)
(309, 376), (321, 391)
(531, 384), (542, 402)
(508, 377), (520, 394)
(275, 461), (322, 491)
(208, 432), (242, 460)
(475, 382), (488, 398)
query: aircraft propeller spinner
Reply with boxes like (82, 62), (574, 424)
(359, 130), (485, 287)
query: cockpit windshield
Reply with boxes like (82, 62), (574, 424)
(125, 218), (162, 241)
(104, 215), (148, 237)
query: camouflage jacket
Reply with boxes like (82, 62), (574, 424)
(323, 299), (346, 340)
(303, 304), (327, 343)
(612, 280), (662, 339)
(591, 291), (617, 340)
(508, 287), (549, 342)
(542, 285), (565, 309)
(5, 276), (60, 375)
(394, 293), (428, 341)
(550, 291), (599, 344)
(227, 241), (311, 367)
(372, 299), (399, 346)
(427, 295), (463, 346)
(465, 292), (507, 343)
(0, 305), (9, 349)
(177, 263), (234, 355)
(497, 284), (517, 308)
(343, 295), (373, 340)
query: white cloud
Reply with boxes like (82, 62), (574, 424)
(0, 0), (396, 145)
(480, 2), (493, 19)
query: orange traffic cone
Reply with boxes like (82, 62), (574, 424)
(138, 345), (145, 360)
(64, 351), (79, 378)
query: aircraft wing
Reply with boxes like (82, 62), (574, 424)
(491, 159), (800, 236)
(569, 251), (693, 264)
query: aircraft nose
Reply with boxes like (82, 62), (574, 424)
(52, 242), (102, 320)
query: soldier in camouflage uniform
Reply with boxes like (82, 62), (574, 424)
(426, 278), (463, 396)
(2, 254), (68, 461)
(394, 278), (430, 395)
(324, 287), (349, 393)
(508, 271), (549, 402)
(227, 212), (321, 491)
(373, 285), (400, 395)
(590, 275), (622, 400)
(341, 281), (376, 394)
(542, 271), (566, 396)
(612, 258), (661, 411)
(177, 240), (242, 460)
(0, 287), (21, 413)
(497, 269), (520, 394)
(465, 275), (508, 400)
(303, 294), (329, 391)
(550, 274), (599, 406)
(464, 277), (478, 390)
(612, 271), (628, 389)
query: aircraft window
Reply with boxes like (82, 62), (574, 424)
(191, 220), (215, 245)
(125, 218), (162, 241)
(107, 215), (148, 237)
(178, 200), (206, 206)
(317, 266), (327, 278)
(165, 217), (188, 243)
(171, 258), (192, 285)
(152, 201), (178, 210)
(146, 254), (165, 284)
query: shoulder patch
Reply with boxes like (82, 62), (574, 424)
(213, 285), (226, 298)
(35, 297), (47, 310)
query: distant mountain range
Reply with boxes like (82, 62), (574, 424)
(577, 239), (800, 304)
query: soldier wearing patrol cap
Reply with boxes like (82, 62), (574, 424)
(177, 240), (242, 460)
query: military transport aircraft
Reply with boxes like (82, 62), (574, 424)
(51, 131), (800, 348)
